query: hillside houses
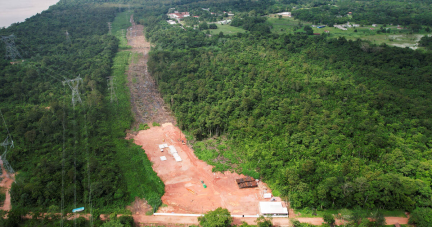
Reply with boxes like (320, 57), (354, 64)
(168, 11), (190, 22)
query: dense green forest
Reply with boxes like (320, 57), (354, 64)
(1, 0), (432, 225)
(140, 1), (432, 213)
(0, 0), (163, 224)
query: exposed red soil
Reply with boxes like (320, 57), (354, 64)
(130, 123), (279, 215)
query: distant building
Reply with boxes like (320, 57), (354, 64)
(167, 12), (190, 22)
(353, 24), (360, 27)
(219, 19), (232, 25)
(348, 12), (352, 15)
(228, 13), (234, 16)
(202, 8), (210, 11)
(193, 16), (199, 18)
(313, 33), (321, 35)
(324, 30), (330, 33)
(370, 28), (375, 30)
(277, 12), (291, 17)
(372, 24), (377, 27)
(167, 20), (177, 25)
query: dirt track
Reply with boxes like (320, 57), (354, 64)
(126, 15), (175, 128)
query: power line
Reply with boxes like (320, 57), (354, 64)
(1, 34), (23, 61)
(108, 22), (112, 35)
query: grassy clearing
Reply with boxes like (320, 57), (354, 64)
(104, 13), (165, 212)
(208, 24), (246, 35)
(111, 11), (133, 49)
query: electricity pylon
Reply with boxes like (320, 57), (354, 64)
(1, 136), (14, 175)
(0, 110), (15, 176)
(107, 76), (117, 103)
(108, 22), (112, 35)
(1, 34), (23, 61)
(65, 30), (71, 44)
(62, 77), (83, 109)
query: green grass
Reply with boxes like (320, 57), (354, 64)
(0, 188), (5, 207)
(293, 208), (407, 218)
(138, 123), (150, 130)
(152, 122), (160, 127)
(111, 11), (132, 49)
(103, 13), (165, 213)
(208, 24), (246, 35)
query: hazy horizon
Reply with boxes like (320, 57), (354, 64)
(0, 0), (60, 28)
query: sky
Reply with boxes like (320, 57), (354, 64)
(0, 0), (60, 28)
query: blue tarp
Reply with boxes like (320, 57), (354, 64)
(72, 207), (85, 213)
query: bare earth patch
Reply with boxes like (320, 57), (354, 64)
(129, 123), (279, 215)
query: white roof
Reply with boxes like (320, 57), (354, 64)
(159, 144), (165, 149)
(263, 193), (272, 198)
(173, 153), (182, 162)
(259, 202), (288, 214)
(169, 145), (178, 154)
(160, 156), (167, 161)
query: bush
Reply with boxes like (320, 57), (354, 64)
(209, 24), (218, 29)
(138, 123), (150, 130)
(152, 122), (160, 126)
(198, 207), (233, 227)
(409, 207), (432, 227)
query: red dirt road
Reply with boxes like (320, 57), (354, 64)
(132, 215), (408, 226)
(131, 123), (278, 215)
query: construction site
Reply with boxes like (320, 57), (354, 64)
(124, 15), (287, 217)
(131, 123), (285, 215)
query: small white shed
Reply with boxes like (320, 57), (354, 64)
(263, 193), (272, 199)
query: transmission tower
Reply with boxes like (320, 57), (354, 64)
(107, 22), (112, 35)
(0, 110), (15, 177)
(1, 136), (14, 175)
(107, 76), (118, 103)
(62, 77), (83, 109)
(65, 30), (71, 44)
(1, 34), (23, 61)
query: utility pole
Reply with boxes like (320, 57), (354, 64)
(65, 31), (71, 44)
(0, 136), (14, 175)
(1, 34), (23, 61)
(0, 110), (15, 178)
(107, 22), (112, 35)
(107, 76), (117, 103)
(62, 77), (83, 109)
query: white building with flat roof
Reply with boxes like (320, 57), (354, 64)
(259, 202), (288, 216)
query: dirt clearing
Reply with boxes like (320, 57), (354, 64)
(130, 123), (278, 215)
